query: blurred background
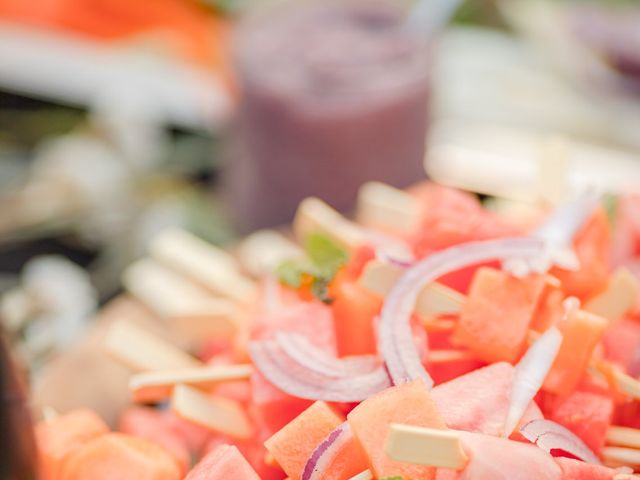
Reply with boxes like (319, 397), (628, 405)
(1, 0), (640, 373)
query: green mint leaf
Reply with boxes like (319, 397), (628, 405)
(305, 233), (349, 277)
(276, 260), (306, 288)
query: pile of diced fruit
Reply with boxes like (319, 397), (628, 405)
(36, 182), (640, 479)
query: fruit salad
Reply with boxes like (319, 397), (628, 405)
(33, 182), (640, 479)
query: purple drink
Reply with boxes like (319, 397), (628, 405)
(225, 0), (430, 233)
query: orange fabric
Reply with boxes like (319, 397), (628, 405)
(0, 0), (231, 79)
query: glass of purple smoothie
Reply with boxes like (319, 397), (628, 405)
(224, 0), (431, 233)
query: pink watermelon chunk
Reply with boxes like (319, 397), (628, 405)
(250, 370), (312, 433)
(602, 318), (640, 377)
(460, 431), (562, 479)
(431, 362), (543, 437)
(555, 457), (617, 479)
(118, 407), (190, 475)
(251, 301), (336, 354)
(549, 390), (614, 455)
(186, 444), (260, 480)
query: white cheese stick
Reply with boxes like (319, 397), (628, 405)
(104, 321), (201, 372)
(150, 228), (257, 303)
(172, 384), (253, 439)
(358, 260), (465, 317)
(356, 182), (421, 233)
(584, 268), (640, 322)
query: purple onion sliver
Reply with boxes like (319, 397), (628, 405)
(302, 423), (352, 480)
(249, 341), (391, 402)
(274, 332), (378, 378)
(520, 419), (601, 465)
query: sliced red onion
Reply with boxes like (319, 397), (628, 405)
(504, 326), (563, 437)
(380, 237), (545, 387)
(364, 228), (415, 265)
(520, 419), (602, 465)
(509, 191), (601, 275)
(302, 422), (352, 480)
(274, 332), (378, 378)
(249, 340), (391, 402)
(375, 248), (414, 269)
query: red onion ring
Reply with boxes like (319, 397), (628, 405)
(527, 191), (600, 273)
(274, 332), (378, 378)
(379, 237), (545, 387)
(302, 422), (352, 480)
(520, 419), (602, 465)
(249, 340), (391, 402)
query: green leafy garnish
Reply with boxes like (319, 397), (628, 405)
(276, 233), (349, 303)
(602, 193), (619, 226)
(380, 476), (404, 480)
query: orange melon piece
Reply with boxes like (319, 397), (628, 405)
(118, 407), (190, 474)
(186, 444), (260, 480)
(544, 309), (608, 396)
(315, 429), (370, 480)
(59, 433), (181, 480)
(453, 267), (548, 363)
(530, 278), (565, 333)
(264, 401), (343, 480)
(36, 408), (109, 480)
(347, 379), (446, 480)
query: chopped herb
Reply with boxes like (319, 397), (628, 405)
(276, 233), (349, 303)
(602, 193), (619, 226)
(305, 233), (349, 277)
(380, 476), (404, 480)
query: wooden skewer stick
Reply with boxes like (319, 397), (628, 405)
(607, 427), (640, 450)
(584, 267), (640, 322)
(347, 470), (373, 480)
(589, 362), (640, 400)
(171, 384), (253, 440)
(129, 364), (253, 403)
(386, 424), (468, 470)
(359, 260), (465, 318)
(104, 321), (202, 372)
(602, 446), (640, 468)
(356, 181), (421, 234)
(150, 228), (257, 304)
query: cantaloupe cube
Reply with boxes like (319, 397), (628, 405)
(265, 401), (343, 479)
(347, 379), (446, 480)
